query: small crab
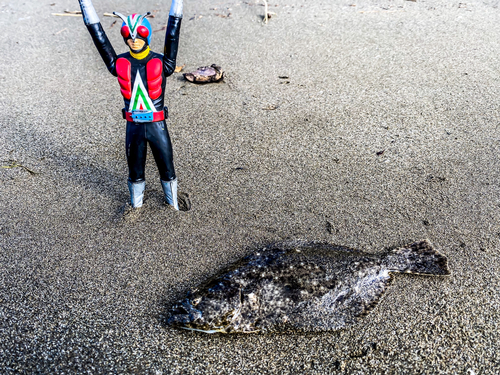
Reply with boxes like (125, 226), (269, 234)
(183, 64), (224, 83)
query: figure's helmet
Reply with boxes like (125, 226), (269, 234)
(113, 12), (152, 46)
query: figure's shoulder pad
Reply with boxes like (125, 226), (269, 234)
(116, 58), (131, 79)
(146, 57), (163, 78)
(146, 57), (164, 100)
(116, 57), (132, 99)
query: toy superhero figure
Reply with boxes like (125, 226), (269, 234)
(78, 0), (183, 210)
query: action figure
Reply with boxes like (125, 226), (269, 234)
(78, 0), (183, 210)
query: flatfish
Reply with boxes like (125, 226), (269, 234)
(167, 240), (450, 333)
(183, 64), (224, 83)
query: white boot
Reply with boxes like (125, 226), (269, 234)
(161, 178), (179, 210)
(128, 180), (145, 208)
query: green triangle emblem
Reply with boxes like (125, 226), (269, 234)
(129, 71), (155, 112)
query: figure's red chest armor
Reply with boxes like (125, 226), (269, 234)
(116, 57), (163, 100)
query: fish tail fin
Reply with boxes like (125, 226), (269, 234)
(385, 240), (450, 276)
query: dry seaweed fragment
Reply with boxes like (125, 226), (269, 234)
(54, 28), (68, 35)
(52, 13), (82, 17)
(174, 65), (186, 73)
(263, 0), (269, 23)
(153, 25), (168, 33)
(1, 160), (40, 175)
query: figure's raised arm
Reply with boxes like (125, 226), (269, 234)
(78, 0), (118, 76)
(163, 0), (183, 77)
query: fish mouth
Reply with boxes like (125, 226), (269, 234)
(167, 294), (244, 334)
(166, 312), (191, 326)
(167, 300), (202, 326)
(171, 305), (189, 315)
(167, 310), (229, 333)
(180, 326), (228, 334)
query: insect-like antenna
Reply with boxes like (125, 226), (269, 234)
(137, 12), (151, 27)
(112, 12), (128, 23)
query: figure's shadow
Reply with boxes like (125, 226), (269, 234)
(26, 126), (127, 209)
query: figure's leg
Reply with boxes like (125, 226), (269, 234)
(126, 122), (148, 207)
(161, 179), (179, 211)
(147, 121), (178, 210)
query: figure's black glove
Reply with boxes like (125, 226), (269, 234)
(169, 0), (183, 18)
(78, 0), (100, 25)
(163, 0), (183, 76)
(78, 0), (118, 76)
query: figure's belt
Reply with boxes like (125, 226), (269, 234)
(123, 110), (165, 123)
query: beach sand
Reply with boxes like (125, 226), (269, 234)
(1, 0), (499, 373)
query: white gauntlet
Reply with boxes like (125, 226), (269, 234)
(78, 0), (100, 25)
(169, 0), (183, 18)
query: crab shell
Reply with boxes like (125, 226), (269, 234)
(184, 64), (224, 83)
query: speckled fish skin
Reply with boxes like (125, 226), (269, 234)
(167, 240), (450, 334)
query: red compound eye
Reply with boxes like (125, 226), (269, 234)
(121, 26), (131, 38)
(137, 25), (150, 38)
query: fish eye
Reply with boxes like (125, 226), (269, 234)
(192, 297), (201, 306)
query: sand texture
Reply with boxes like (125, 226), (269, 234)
(1, 0), (499, 373)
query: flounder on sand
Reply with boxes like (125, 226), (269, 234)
(183, 64), (224, 83)
(168, 240), (450, 333)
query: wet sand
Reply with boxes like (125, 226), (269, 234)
(1, 0), (499, 373)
